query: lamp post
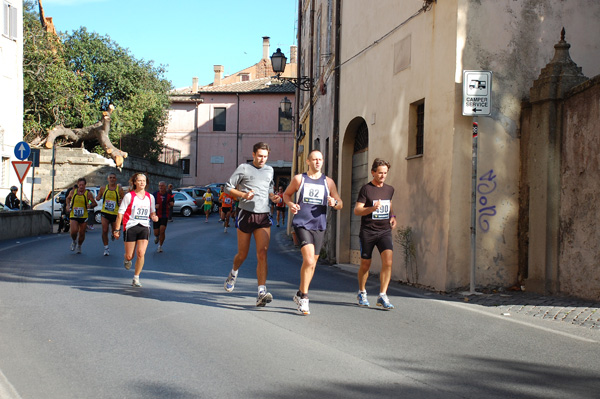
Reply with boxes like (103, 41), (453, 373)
(270, 48), (313, 91)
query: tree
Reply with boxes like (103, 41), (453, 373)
(23, 1), (172, 162)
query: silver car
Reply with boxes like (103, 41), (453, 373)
(171, 190), (199, 217)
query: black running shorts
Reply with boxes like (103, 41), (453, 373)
(123, 224), (150, 242)
(359, 230), (393, 259)
(293, 227), (325, 255)
(236, 209), (272, 233)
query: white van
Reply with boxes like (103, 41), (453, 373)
(34, 187), (103, 223)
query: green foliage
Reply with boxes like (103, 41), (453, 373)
(23, 0), (172, 159)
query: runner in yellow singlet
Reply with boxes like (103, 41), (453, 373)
(65, 177), (97, 254)
(96, 172), (125, 256)
(202, 188), (213, 223)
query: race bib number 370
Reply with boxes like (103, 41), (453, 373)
(372, 200), (391, 220)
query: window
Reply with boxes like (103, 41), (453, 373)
(278, 108), (292, 132)
(181, 158), (190, 175)
(240, 73), (250, 82)
(407, 99), (425, 157)
(213, 107), (226, 131)
(314, 12), (321, 81)
(326, 0), (333, 56)
(3, 2), (17, 40)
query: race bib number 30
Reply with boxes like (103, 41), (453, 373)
(372, 200), (391, 220)
(302, 183), (325, 205)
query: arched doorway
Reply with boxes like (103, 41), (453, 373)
(339, 118), (369, 265)
(350, 120), (369, 264)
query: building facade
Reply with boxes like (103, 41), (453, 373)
(296, 0), (600, 294)
(166, 37), (297, 188)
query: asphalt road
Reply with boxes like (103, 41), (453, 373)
(1, 215), (600, 399)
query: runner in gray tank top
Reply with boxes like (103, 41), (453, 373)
(284, 150), (343, 315)
(223, 142), (282, 307)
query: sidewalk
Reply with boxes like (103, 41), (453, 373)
(276, 230), (600, 330)
(333, 262), (600, 330)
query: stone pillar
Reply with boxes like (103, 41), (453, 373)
(525, 29), (587, 294)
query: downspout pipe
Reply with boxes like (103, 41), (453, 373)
(294, 0), (302, 175)
(309, 0), (315, 152)
(236, 93), (240, 166)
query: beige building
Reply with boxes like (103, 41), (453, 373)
(297, 0), (600, 293)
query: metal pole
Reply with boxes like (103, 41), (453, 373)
(469, 117), (479, 294)
(51, 145), (56, 231)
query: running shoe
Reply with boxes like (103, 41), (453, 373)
(103, 248), (109, 256)
(293, 295), (310, 315)
(224, 272), (237, 292)
(132, 278), (142, 287)
(357, 292), (370, 307)
(224, 227), (227, 233)
(157, 245), (163, 253)
(154, 236), (159, 244)
(256, 291), (273, 307)
(70, 241), (76, 251)
(124, 259), (132, 270)
(376, 294), (395, 310)
(76, 245), (82, 254)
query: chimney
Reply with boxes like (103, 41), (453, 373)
(290, 45), (297, 64)
(214, 65), (224, 86)
(263, 36), (270, 60)
(192, 77), (198, 92)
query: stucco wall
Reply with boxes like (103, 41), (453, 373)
(559, 77), (600, 300)
(338, 0), (600, 292)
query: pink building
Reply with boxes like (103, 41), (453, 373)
(166, 37), (297, 189)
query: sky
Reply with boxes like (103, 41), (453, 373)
(40, 0), (298, 89)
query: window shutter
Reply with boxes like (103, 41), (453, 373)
(3, 3), (9, 37)
(9, 4), (16, 39)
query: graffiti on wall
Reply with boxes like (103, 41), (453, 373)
(477, 169), (497, 232)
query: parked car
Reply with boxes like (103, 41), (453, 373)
(34, 186), (103, 222)
(179, 186), (219, 213)
(172, 190), (199, 217)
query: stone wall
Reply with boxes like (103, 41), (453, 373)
(559, 76), (600, 300)
(0, 210), (52, 240)
(31, 148), (182, 205)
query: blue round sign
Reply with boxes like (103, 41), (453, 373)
(14, 141), (31, 161)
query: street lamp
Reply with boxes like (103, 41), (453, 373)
(270, 48), (313, 91)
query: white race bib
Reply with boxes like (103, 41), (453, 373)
(104, 200), (116, 212)
(73, 207), (84, 217)
(372, 200), (391, 220)
(133, 205), (150, 221)
(302, 183), (325, 205)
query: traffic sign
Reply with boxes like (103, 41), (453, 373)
(462, 70), (492, 116)
(14, 141), (31, 160)
(28, 148), (40, 167)
(12, 161), (32, 184)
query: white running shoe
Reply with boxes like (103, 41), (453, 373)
(224, 272), (237, 292)
(157, 245), (163, 253)
(76, 245), (82, 254)
(256, 291), (273, 307)
(124, 259), (132, 270)
(132, 278), (142, 287)
(70, 241), (76, 251)
(293, 294), (310, 315)
(224, 227), (227, 233)
(103, 248), (109, 256)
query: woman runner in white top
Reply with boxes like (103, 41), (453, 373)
(113, 173), (158, 287)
